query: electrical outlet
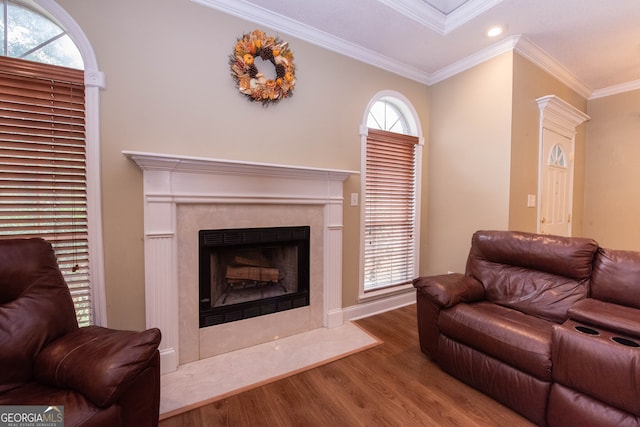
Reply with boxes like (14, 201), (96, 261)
(350, 193), (359, 206)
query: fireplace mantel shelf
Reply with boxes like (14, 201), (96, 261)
(123, 151), (358, 181)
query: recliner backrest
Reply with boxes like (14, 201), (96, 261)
(591, 247), (640, 309)
(0, 238), (78, 392)
(466, 230), (599, 322)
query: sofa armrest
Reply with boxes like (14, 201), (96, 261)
(413, 273), (485, 308)
(568, 298), (640, 339)
(34, 325), (161, 408)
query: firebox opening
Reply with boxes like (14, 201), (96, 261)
(199, 226), (310, 327)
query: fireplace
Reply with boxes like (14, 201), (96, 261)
(199, 226), (310, 327)
(123, 150), (355, 373)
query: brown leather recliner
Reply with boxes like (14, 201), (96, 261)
(0, 238), (162, 427)
(414, 230), (640, 427)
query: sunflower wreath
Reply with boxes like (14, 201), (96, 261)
(229, 30), (296, 106)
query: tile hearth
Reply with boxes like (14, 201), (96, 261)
(159, 321), (380, 418)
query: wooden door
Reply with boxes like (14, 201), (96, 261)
(539, 128), (573, 236)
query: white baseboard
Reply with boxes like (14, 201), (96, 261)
(160, 347), (178, 374)
(342, 289), (416, 322)
(325, 308), (345, 328)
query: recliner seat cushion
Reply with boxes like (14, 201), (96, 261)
(438, 301), (553, 380)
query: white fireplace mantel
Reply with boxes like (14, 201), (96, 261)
(124, 151), (357, 373)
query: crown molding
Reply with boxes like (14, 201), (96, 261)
(428, 35), (519, 85)
(514, 36), (592, 99)
(425, 35), (594, 99)
(191, 0), (430, 84)
(192, 0), (601, 98)
(377, 0), (505, 34)
(590, 79), (640, 100)
(446, 0), (505, 32)
(428, 36), (596, 99)
(376, 0), (446, 33)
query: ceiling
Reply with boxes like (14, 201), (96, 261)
(195, 0), (640, 98)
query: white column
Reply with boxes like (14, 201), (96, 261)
(142, 170), (179, 374)
(324, 197), (345, 328)
(145, 233), (178, 374)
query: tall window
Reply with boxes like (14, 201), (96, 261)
(362, 95), (421, 295)
(0, 1), (91, 326)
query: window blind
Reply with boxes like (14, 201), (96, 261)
(364, 128), (418, 291)
(0, 56), (91, 326)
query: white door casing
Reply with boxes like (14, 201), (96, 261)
(536, 95), (590, 236)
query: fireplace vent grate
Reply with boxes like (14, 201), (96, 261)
(202, 227), (309, 247)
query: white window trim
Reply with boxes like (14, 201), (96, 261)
(358, 90), (424, 302)
(34, 0), (107, 326)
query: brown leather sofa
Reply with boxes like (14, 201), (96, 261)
(0, 238), (162, 427)
(413, 230), (640, 427)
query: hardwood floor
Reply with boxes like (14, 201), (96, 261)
(159, 304), (534, 426)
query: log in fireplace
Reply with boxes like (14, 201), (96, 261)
(199, 226), (310, 327)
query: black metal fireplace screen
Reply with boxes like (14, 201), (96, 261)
(199, 226), (310, 327)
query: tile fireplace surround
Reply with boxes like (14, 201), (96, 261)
(124, 151), (356, 374)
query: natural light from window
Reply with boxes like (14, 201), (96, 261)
(367, 99), (409, 134)
(363, 96), (419, 295)
(1, 0), (83, 69)
(0, 0), (90, 325)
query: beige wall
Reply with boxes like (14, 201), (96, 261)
(424, 52), (514, 275)
(584, 89), (640, 250)
(56, 0), (631, 331)
(510, 54), (588, 235)
(423, 52), (590, 276)
(59, 0), (429, 329)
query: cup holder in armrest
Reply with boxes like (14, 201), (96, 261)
(611, 337), (640, 348)
(574, 325), (600, 335)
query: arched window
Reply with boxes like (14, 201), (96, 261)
(1, 0), (82, 68)
(0, 0), (105, 326)
(367, 98), (409, 134)
(360, 93), (423, 298)
(549, 144), (566, 168)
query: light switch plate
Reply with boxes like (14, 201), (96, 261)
(527, 194), (536, 207)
